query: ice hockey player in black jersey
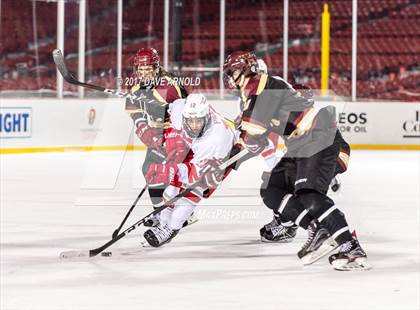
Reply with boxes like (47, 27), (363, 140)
(223, 51), (370, 271)
(125, 48), (188, 225)
(258, 83), (351, 244)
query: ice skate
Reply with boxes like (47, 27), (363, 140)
(143, 223), (179, 247)
(329, 238), (371, 271)
(298, 220), (338, 265)
(260, 216), (298, 243)
(144, 213), (160, 227)
(182, 212), (199, 228)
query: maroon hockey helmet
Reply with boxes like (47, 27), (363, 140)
(133, 48), (160, 67)
(133, 48), (160, 83)
(223, 51), (258, 89)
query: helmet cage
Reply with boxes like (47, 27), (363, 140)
(182, 114), (211, 139)
(133, 48), (160, 85)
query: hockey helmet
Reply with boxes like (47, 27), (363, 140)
(182, 94), (211, 138)
(133, 48), (160, 84)
(223, 51), (258, 89)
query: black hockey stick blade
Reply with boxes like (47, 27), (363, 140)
(52, 49), (150, 100)
(52, 49), (105, 92)
(52, 49), (77, 84)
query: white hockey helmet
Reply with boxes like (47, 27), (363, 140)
(182, 93), (211, 138)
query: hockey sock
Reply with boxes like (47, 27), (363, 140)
(149, 188), (164, 206)
(278, 194), (314, 230)
(298, 190), (352, 244)
(260, 185), (307, 225)
(169, 199), (196, 230)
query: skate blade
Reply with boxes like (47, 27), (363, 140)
(261, 236), (294, 243)
(301, 238), (338, 265)
(188, 217), (199, 225)
(182, 217), (199, 228)
(332, 257), (372, 271)
(59, 250), (89, 259)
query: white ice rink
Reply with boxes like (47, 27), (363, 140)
(1, 150), (419, 310)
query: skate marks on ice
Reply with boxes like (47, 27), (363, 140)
(4, 231), (417, 280)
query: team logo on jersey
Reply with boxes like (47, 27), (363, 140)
(402, 111), (420, 138)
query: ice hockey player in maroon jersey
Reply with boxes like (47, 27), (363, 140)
(125, 48), (188, 219)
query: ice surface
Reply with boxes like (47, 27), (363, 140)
(1, 150), (419, 310)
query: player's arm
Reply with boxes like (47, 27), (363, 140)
(287, 106), (338, 158)
(125, 87), (165, 151)
(272, 80), (318, 139)
(239, 97), (273, 155)
(180, 125), (236, 188)
(125, 85), (147, 127)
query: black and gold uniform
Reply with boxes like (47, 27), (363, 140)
(125, 70), (188, 206)
(223, 51), (357, 252)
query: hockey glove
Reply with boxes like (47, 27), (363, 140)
(163, 128), (190, 163)
(201, 159), (224, 189)
(145, 163), (178, 188)
(243, 134), (268, 154)
(136, 123), (163, 150)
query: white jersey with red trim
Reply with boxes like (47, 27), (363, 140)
(168, 99), (236, 185)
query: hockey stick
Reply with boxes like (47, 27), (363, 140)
(110, 148), (177, 238)
(52, 49), (143, 101)
(59, 148), (249, 259)
(53, 48), (238, 127)
(112, 149), (176, 239)
(111, 185), (148, 239)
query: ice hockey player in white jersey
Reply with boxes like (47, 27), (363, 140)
(142, 93), (237, 247)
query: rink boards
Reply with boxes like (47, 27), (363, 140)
(0, 98), (419, 153)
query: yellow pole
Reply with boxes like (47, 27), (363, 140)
(321, 3), (330, 96)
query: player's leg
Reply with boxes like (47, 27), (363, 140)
(326, 138), (370, 271)
(294, 139), (368, 268)
(143, 185), (200, 247)
(141, 148), (166, 226)
(259, 158), (313, 242)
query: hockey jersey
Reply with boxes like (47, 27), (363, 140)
(125, 73), (188, 128)
(168, 99), (236, 185)
(239, 74), (338, 157)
